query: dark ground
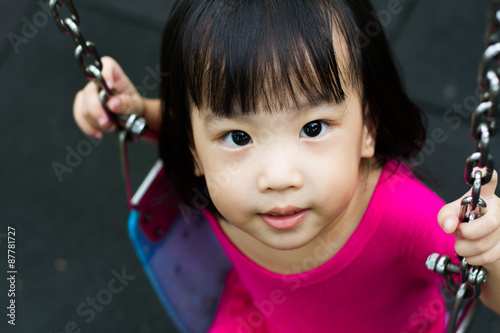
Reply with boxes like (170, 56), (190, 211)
(1, 0), (500, 332)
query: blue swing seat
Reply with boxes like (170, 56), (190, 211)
(127, 160), (232, 333)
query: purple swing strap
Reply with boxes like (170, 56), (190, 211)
(127, 160), (232, 333)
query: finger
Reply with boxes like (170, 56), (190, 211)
(78, 81), (117, 133)
(101, 56), (137, 95)
(82, 105), (116, 133)
(92, 113), (116, 133)
(460, 238), (500, 267)
(106, 94), (145, 116)
(82, 81), (113, 129)
(437, 197), (463, 234)
(454, 170), (499, 239)
(100, 56), (118, 90)
(438, 170), (498, 234)
(455, 228), (500, 259)
(74, 90), (102, 138)
(457, 203), (500, 240)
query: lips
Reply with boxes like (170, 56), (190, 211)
(259, 207), (309, 230)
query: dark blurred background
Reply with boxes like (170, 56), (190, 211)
(1, 0), (500, 332)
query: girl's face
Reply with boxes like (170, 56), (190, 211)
(190, 90), (376, 252)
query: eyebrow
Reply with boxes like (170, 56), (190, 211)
(202, 112), (252, 125)
(202, 100), (346, 125)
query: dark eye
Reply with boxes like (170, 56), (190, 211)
(300, 120), (327, 138)
(222, 130), (252, 147)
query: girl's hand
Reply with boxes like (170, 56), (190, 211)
(438, 170), (500, 314)
(438, 170), (500, 270)
(73, 56), (146, 139)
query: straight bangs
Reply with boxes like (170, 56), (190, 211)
(181, 0), (362, 116)
(159, 0), (427, 205)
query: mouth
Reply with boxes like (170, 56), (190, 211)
(259, 207), (309, 230)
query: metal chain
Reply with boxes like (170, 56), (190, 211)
(426, 1), (500, 332)
(49, 0), (148, 137)
(49, 0), (157, 209)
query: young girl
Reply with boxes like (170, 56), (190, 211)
(73, 0), (500, 331)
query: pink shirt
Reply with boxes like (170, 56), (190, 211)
(204, 162), (456, 333)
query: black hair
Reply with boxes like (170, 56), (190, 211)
(159, 0), (426, 205)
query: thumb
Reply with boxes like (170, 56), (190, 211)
(106, 94), (145, 116)
(103, 56), (137, 96)
(438, 196), (462, 235)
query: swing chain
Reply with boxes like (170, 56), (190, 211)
(49, 0), (147, 139)
(427, 1), (500, 331)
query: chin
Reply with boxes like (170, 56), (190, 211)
(260, 233), (315, 251)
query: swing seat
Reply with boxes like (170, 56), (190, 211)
(127, 160), (232, 333)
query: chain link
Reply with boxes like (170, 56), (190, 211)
(427, 1), (500, 332)
(49, 0), (147, 138)
(50, 0), (80, 33)
(50, 0), (157, 210)
(468, 0), (500, 202)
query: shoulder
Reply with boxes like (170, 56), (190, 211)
(373, 161), (454, 257)
(377, 162), (449, 247)
(378, 161), (445, 218)
(361, 160), (446, 235)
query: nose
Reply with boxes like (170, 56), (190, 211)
(256, 146), (305, 193)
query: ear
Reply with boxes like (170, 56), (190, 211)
(360, 123), (376, 158)
(190, 145), (205, 177)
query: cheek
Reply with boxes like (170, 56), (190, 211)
(202, 148), (257, 202)
(206, 175), (250, 224)
(319, 167), (358, 200)
(204, 171), (228, 203)
(308, 148), (360, 205)
(204, 164), (245, 210)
